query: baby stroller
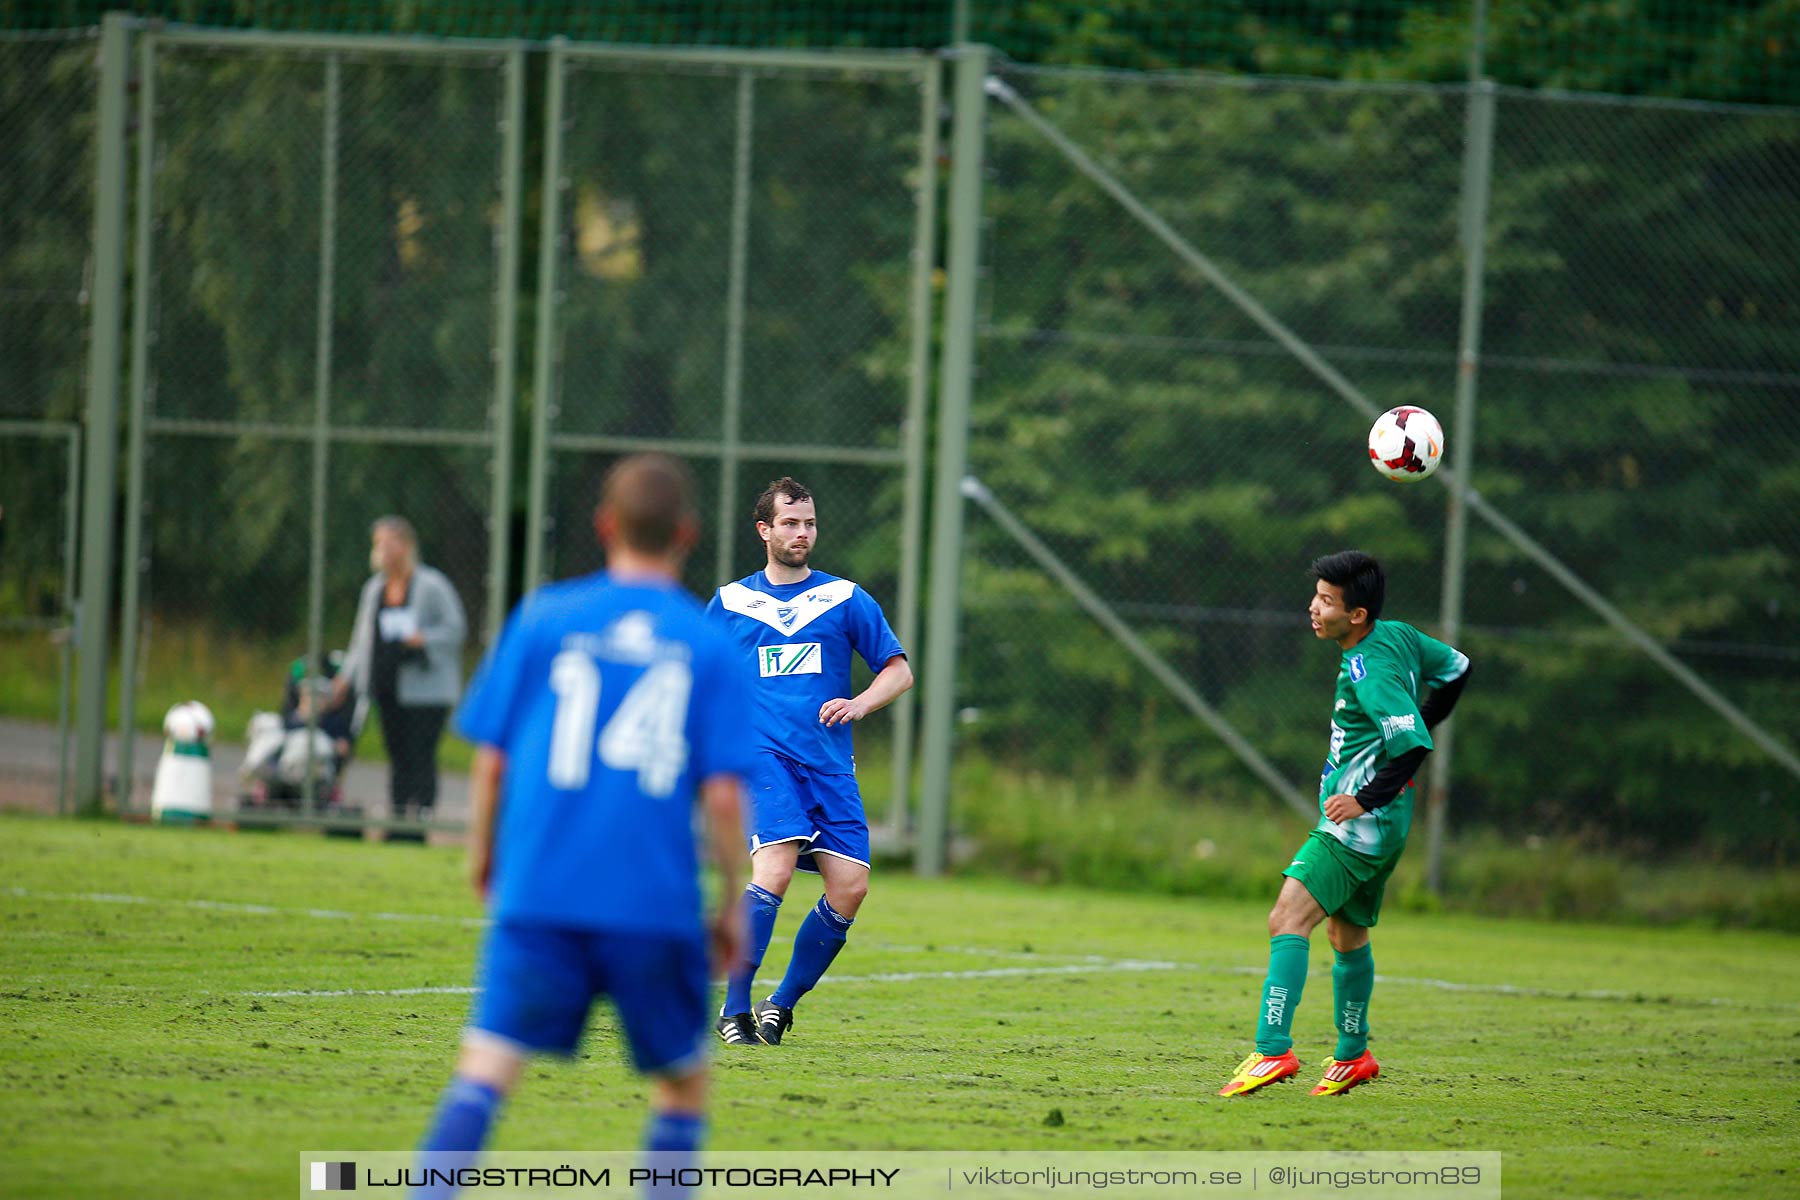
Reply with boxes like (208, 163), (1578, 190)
(239, 650), (366, 813)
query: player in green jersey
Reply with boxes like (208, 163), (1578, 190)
(1220, 551), (1471, 1098)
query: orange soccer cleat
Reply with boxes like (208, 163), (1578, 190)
(1310, 1050), (1380, 1096)
(1218, 1050), (1302, 1097)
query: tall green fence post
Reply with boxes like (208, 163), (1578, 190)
(524, 40), (568, 592)
(58, 426), (83, 816)
(485, 47), (527, 644)
(887, 54), (942, 843)
(714, 70), (755, 585)
(1426, 12), (1498, 893)
(915, 44), (989, 876)
(116, 27), (158, 812)
(73, 12), (133, 815)
(301, 53), (342, 819)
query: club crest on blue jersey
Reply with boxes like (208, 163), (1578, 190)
(1348, 653), (1367, 682)
(775, 606), (799, 630)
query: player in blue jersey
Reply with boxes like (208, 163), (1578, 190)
(411, 455), (751, 1198)
(707, 476), (913, 1047)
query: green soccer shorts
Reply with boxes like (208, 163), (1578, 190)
(1282, 828), (1404, 928)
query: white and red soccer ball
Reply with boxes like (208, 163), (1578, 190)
(162, 701), (216, 746)
(1368, 405), (1444, 483)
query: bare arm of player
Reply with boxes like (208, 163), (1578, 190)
(818, 654), (914, 727)
(466, 746), (505, 901)
(700, 774), (747, 975)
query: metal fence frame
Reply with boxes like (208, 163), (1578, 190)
(525, 40), (941, 840)
(63, 18), (937, 838)
(912, 50), (1800, 881)
(44, 18), (1795, 877)
(90, 18), (528, 828)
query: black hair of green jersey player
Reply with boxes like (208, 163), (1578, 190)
(1309, 550), (1385, 622)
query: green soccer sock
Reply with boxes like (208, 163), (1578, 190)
(1332, 943), (1375, 1061)
(1254, 934), (1311, 1055)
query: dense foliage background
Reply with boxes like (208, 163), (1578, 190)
(2, 3), (1794, 859)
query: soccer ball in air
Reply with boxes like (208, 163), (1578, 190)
(162, 700), (216, 747)
(1367, 406), (1444, 483)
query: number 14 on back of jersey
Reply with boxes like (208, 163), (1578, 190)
(546, 651), (692, 798)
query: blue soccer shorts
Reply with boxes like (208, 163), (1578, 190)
(745, 751), (870, 874)
(466, 920), (710, 1076)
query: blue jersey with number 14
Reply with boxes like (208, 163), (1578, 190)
(706, 569), (904, 776)
(454, 573), (753, 936)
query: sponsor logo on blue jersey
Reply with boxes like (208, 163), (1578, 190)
(759, 642), (822, 677)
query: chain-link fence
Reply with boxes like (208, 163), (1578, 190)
(115, 30), (523, 827)
(1465, 87), (1800, 852)
(529, 45), (939, 830)
(0, 30), (93, 812)
(947, 64), (1467, 874)
(9, 15), (1796, 882)
(946, 60), (1800, 871)
(7, 3), (1799, 105)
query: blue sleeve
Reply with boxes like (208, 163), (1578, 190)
(704, 589), (724, 621)
(453, 604), (533, 751)
(848, 587), (905, 672)
(691, 628), (756, 784)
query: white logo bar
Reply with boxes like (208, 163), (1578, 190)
(759, 642), (823, 677)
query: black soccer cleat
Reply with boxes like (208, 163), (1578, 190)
(716, 1011), (759, 1047)
(752, 999), (794, 1046)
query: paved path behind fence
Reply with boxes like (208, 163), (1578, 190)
(0, 717), (472, 823)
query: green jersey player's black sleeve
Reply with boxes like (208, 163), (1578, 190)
(1352, 631), (1472, 812)
(1420, 662), (1472, 730)
(1355, 746), (1429, 812)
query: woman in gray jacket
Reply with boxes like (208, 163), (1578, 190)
(333, 516), (466, 819)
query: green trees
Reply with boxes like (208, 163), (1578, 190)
(958, 63), (1798, 856)
(1, 6), (1793, 855)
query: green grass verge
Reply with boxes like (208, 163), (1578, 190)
(3, 815), (1796, 1199)
(953, 759), (1800, 931)
(3, 627), (1789, 930)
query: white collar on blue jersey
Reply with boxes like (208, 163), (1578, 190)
(717, 577), (856, 636)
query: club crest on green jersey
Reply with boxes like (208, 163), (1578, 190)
(1348, 653), (1367, 681)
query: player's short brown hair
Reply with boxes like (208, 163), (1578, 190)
(753, 476), (813, 527)
(599, 454), (697, 553)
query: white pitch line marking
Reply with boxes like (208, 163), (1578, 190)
(9, 887), (1786, 1010)
(250, 985), (482, 998)
(245, 960), (1184, 998)
(2, 888), (1108, 961)
(5, 887), (488, 928)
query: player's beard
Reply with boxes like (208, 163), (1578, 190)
(773, 538), (811, 568)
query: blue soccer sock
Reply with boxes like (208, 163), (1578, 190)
(768, 896), (853, 1009)
(723, 884), (783, 1015)
(412, 1076), (503, 1200)
(640, 1111), (705, 1199)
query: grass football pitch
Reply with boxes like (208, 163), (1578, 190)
(3, 815), (1796, 1198)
